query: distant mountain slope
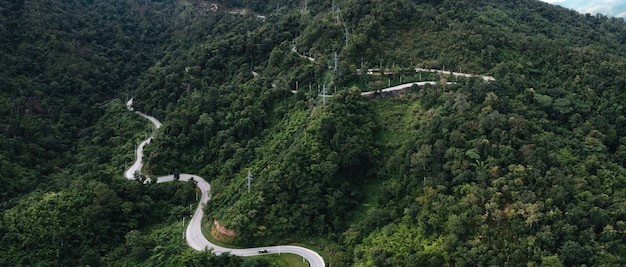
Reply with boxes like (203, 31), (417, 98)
(541, 0), (626, 18)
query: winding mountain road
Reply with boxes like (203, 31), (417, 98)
(121, 69), (493, 265)
(124, 99), (325, 267)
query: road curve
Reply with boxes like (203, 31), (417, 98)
(414, 68), (495, 81)
(124, 99), (325, 267)
(292, 46), (315, 61)
(290, 69), (493, 96)
(289, 81), (454, 96)
(361, 81), (455, 96)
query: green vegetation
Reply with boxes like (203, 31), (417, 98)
(254, 253), (309, 267)
(3, 0), (626, 266)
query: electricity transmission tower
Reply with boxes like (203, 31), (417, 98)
(320, 84), (329, 106)
(247, 170), (253, 193)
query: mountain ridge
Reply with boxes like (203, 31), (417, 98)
(541, 0), (626, 18)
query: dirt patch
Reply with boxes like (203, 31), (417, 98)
(210, 220), (237, 243)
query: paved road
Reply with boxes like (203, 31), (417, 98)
(414, 68), (495, 81)
(124, 99), (325, 267)
(362, 69), (494, 95)
(290, 69), (493, 96)
(292, 46), (315, 61)
(361, 81), (455, 96)
(290, 81), (454, 96)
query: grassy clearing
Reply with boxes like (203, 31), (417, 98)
(373, 95), (421, 148)
(251, 253), (309, 267)
(341, 177), (385, 233)
(343, 94), (421, 222)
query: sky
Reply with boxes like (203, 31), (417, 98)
(540, 0), (626, 18)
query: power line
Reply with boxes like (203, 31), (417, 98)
(209, 183), (245, 219)
(206, 177), (247, 219)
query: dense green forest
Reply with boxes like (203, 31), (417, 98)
(2, 0), (626, 266)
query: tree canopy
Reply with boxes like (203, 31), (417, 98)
(3, 0), (626, 266)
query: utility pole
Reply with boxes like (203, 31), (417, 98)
(247, 170), (253, 194)
(334, 52), (338, 71)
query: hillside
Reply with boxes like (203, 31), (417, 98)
(2, 0), (626, 266)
